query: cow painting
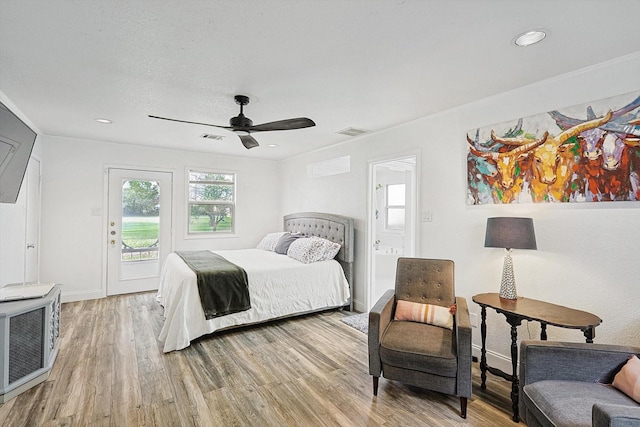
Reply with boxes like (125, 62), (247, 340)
(549, 95), (640, 201)
(466, 91), (640, 204)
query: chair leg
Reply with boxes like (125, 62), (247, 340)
(460, 397), (467, 419)
(372, 376), (379, 396)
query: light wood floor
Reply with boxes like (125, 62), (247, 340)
(0, 292), (519, 426)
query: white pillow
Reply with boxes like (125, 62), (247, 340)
(287, 236), (341, 264)
(256, 232), (287, 251)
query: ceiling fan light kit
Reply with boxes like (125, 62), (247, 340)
(149, 94), (315, 149)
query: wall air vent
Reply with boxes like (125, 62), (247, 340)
(200, 133), (225, 141)
(307, 155), (351, 178)
(336, 127), (367, 137)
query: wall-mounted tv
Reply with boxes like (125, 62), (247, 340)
(0, 102), (37, 204)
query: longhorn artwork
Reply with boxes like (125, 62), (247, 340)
(466, 90), (640, 204)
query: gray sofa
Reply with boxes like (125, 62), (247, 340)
(519, 340), (640, 426)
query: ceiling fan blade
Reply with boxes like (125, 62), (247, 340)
(249, 117), (316, 132)
(148, 115), (231, 130)
(239, 134), (259, 149)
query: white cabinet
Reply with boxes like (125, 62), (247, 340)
(0, 284), (60, 402)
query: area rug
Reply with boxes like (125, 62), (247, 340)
(341, 312), (368, 334)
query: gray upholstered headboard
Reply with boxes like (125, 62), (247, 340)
(283, 212), (354, 309)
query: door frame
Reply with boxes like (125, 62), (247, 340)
(102, 165), (175, 298)
(365, 150), (420, 311)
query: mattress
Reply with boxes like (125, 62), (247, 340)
(156, 248), (350, 352)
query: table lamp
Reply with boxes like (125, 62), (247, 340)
(484, 217), (537, 300)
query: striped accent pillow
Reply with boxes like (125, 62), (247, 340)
(394, 300), (456, 330)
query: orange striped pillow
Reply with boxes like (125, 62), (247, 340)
(394, 300), (456, 329)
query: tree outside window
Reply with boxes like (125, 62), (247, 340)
(188, 170), (235, 234)
(123, 180), (159, 216)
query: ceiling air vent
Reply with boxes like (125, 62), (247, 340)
(200, 133), (225, 141)
(336, 127), (367, 137)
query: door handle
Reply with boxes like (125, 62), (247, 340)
(26, 243), (35, 249)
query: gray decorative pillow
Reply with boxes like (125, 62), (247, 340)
(274, 233), (302, 254)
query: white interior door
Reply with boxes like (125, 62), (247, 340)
(24, 158), (40, 283)
(107, 168), (172, 296)
(367, 155), (417, 310)
(0, 159), (37, 286)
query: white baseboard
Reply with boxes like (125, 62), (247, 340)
(472, 343), (516, 374)
(60, 289), (104, 303)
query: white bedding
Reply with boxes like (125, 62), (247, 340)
(156, 248), (350, 352)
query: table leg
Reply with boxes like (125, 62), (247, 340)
(480, 306), (487, 389)
(540, 323), (547, 340)
(584, 327), (594, 343)
(504, 314), (523, 423)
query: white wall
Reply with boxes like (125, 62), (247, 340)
(280, 52), (640, 367)
(39, 136), (281, 302)
(5, 53), (639, 368)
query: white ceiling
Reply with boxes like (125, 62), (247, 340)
(1, 0), (639, 160)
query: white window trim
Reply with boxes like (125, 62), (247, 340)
(385, 183), (406, 233)
(184, 167), (238, 239)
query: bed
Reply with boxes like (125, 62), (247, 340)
(156, 212), (354, 352)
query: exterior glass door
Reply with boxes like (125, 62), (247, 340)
(107, 168), (172, 296)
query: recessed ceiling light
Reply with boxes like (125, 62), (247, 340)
(267, 144), (278, 148)
(514, 30), (547, 47)
(95, 118), (112, 124)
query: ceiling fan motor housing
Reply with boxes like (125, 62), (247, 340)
(230, 95), (253, 128)
(230, 113), (253, 128)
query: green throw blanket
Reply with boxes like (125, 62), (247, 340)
(175, 251), (250, 320)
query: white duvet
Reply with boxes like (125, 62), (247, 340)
(156, 249), (350, 352)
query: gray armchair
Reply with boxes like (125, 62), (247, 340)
(368, 258), (472, 418)
(520, 340), (640, 426)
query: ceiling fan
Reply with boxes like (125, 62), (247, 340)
(149, 95), (316, 149)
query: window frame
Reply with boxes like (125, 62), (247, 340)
(385, 183), (406, 232)
(185, 168), (237, 238)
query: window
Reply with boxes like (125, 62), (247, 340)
(386, 183), (405, 231)
(187, 170), (235, 234)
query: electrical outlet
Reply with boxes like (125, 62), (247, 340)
(470, 313), (478, 328)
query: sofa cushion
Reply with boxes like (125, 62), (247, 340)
(523, 380), (638, 427)
(379, 320), (457, 377)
